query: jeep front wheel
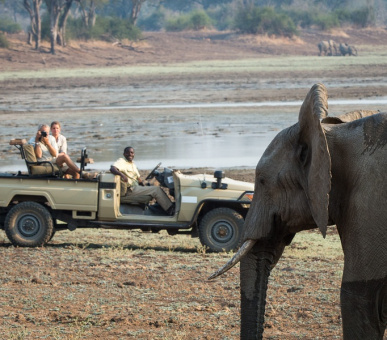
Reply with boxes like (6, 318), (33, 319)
(199, 207), (244, 252)
(5, 202), (54, 247)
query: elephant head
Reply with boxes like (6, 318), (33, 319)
(210, 83), (331, 338)
(348, 45), (358, 56)
(339, 43), (358, 56)
(210, 84), (387, 339)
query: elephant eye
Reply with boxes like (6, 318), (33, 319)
(299, 143), (308, 165)
(259, 178), (265, 185)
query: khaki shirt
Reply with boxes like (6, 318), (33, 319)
(112, 158), (140, 188)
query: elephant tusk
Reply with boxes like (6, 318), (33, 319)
(208, 239), (257, 280)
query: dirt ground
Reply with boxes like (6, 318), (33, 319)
(0, 28), (387, 339)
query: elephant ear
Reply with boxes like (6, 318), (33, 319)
(298, 83), (331, 237)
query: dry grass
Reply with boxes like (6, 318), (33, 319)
(0, 227), (348, 339)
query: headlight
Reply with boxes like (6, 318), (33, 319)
(239, 192), (254, 202)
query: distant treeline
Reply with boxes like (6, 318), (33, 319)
(0, 0), (384, 51)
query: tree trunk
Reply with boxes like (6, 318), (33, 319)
(27, 31), (32, 45)
(57, 0), (73, 46)
(240, 248), (273, 340)
(130, 0), (145, 25)
(33, 0), (41, 50)
(46, 0), (62, 54)
(88, 0), (96, 27)
(23, 0), (42, 50)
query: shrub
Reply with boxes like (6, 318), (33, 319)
(287, 10), (316, 29)
(0, 33), (9, 49)
(41, 14), (51, 41)
(313, 13), (340, 30)
(66, 16), (142, 41)
(165, 10), (212, 32)
(0, 17), (22, 34)
(189, 10), (212, 30)
(283, 7), (372, 31)
(165, 15), (190, 32)
(350, 7), (373, 27)
(207, 5), (234, 31)
(234, 6), (297, 37)
(103, 17), (142, 40)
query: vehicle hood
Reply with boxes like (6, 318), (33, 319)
(178, 173), (254, 191)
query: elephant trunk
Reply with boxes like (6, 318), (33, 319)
(240, 247), (274, 340)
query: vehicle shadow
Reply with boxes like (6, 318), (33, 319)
(0, 241), (200, 253)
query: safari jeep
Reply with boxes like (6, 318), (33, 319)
(0, 140), (254, 252)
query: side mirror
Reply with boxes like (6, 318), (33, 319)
(212, 170), (227, 189)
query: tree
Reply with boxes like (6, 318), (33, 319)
(23, 0), (43, 49)
(45, 0), (74, 54)
(1, 0), (25, 22)
(102, 0), (147, 24)
(57, 0), (73, 46)
(75, 0), (108, 27)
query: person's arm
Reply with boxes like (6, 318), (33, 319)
(137, 176), (146, 186)
(34, 131), (43, 159)
(135, 166), (145, 186)
(41, 135), (57, 157)
(110, 166), (128, 183)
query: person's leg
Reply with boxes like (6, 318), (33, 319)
(56, 154), (80, 179)
(131, 186), (172, 211)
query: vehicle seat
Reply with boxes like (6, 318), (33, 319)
(23, 144), (62, 176)
(10, 139), (62, 177)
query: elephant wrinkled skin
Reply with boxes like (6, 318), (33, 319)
(318, 39), (338, 56)
(339, 43), (358, 56)
(211, 84), (386, 339)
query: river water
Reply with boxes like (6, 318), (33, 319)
(1, 97), (386, 173)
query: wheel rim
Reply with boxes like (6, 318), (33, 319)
(211, 220), (234, 244)
(17, 215), (41, 237)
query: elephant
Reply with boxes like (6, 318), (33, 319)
(339, 43), (358, 56)
(210, 83), (387, 339)
(318, 40), (337, 56)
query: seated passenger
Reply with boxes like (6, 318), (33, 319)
(50, 121), (67, 156)
(110, 146), (175, 215)
(29, 124), (81, 179)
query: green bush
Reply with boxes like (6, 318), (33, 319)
(351, 7), (373, 27)
(190, 10), (212, 30)
(0, 33), (9, 48)
(41, 14), (51, 41)
(0, 17), (22, 34)
(282, 7), (372, 31)
(234, 7), (297, 37)
(66, 16), (142, 41)
(165, 15), (190, 32)
(287, 10), (316, 29)
(313, 13), (340, 30)
(207, 6), (234, 31)
(165, 10), (212, 32)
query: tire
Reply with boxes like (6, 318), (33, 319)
(4, 202), (54, 247)
(199, 207), (244, 252)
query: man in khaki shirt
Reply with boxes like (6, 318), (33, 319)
(110, 146), (174, 215)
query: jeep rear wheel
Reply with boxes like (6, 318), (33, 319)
(5, 202), (54, 247)
(199, 207), (244, 252)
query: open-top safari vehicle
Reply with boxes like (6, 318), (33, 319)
(0, 139), (254, 252)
